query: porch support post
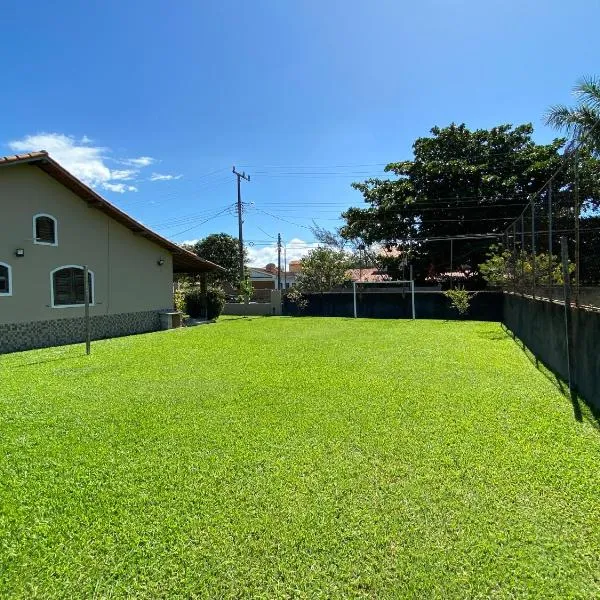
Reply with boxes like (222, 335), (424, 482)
(200, 272), (208, 320)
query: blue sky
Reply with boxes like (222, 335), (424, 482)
(2, 0), (598, 265)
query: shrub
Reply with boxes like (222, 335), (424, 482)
(285, 287), (308, 312)
(237, 277), (253, 304)
(443, 286), (474, 316)
(479, 245), (574, 289)
(173, 287), (187, 313)
(184, 286), (226, 320)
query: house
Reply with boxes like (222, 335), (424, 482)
(249, 267), (277, 290)
(0, 151), (222, 353)
(345, 268), (389, 282)
(250, 265), (300, 291)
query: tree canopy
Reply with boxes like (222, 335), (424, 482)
(192, 233), (246, 286)
(295, 247), (351, 292)
(340, 123), (576, 283)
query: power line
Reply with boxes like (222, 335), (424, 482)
(253, 208), (312, 230)
(149, 204), (236, 229)
(169, 206), (235, 238)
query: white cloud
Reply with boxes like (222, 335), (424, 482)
(125, 156), (155, 167)
(176, 237), (314, 264)
(7, 133), (157, 194)
(247, 238), (313, 267)
(104, 183), (138, 193)
(111, 169), (136, 180)
(150, 172), (183, 181)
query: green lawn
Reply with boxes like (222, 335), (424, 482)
(1, 317), (599, 598)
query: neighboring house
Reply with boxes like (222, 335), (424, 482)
(346, 268), (389, 283)
(250, 266), (298, 290)
(0, 151), (222, 353)
(249, 267), (277, 290)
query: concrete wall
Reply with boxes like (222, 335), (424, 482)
(503, 294), (600, 411)
(222, 291), (282, 316)
(222, 303), (277, 316)
(0, 164), (173, 325)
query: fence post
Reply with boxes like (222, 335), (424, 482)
(512, 222), (517, 294)
(520, 213), (525, 294)
(560, 236), (574, 395)
(450, 238), (454, 289)
(573, 150), (580, 307)
(548, 184), (553, 300)
(531, 201), (536, 299)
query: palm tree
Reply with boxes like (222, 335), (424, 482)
(546, 76), (600, 152)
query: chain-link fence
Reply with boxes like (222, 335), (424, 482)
(501, 145), (600, 310)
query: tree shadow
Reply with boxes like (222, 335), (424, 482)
(500, 323), (600, 431)
(1, 351), (84, 369)
(216, 315), (270, 323)
(476, 328), (509, 341)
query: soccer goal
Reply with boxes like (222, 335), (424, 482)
(352, 280), (415, 319)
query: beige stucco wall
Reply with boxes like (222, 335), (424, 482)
(0, 164), (174, 325)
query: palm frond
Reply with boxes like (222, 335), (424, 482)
(545, 104), (580, 134)
(574, 76), (600, 111)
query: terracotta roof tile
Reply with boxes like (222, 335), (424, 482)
(0, 150), (49, 165)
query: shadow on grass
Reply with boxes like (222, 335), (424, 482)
(1, 349), (85, 369)
(499, 323), (600, 431)
(216, 315), (270, 323)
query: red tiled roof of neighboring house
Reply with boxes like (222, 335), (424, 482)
(0, 151), (223, 273)
(346, 268), (390, 282)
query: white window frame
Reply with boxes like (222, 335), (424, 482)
(50, 265), (95, 308)
(33, 213), (58, 246)
(0, 262), (12, 297)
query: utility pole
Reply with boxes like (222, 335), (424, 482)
(233, 166), (250, 284)
(277, 233), (282, 290)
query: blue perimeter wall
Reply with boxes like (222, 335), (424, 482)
(282, 291), (503, 321)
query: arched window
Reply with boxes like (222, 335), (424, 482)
(33, 214), (58, 246)
(0, 262), (12, 296)
(51, 266), (94, 307)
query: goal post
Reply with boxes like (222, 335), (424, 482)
(352, 280), (415, 319)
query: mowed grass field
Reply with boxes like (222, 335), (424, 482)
(1, 317), (599, 599)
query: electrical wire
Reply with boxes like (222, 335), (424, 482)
(169, 206), (235, 237)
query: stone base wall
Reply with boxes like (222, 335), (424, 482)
(0, 311), (162, 354)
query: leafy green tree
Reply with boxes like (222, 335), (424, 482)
(341, 123), (571, 284)
(546, 76), (600, 153)
(296, 247), (352, 292)
(580, 216), (600, 285)
(310, 223), (377, 268)
(192, 233), (246, 286)
(479, 245), (573, 289)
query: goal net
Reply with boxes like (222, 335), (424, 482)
(352, 280), (415, 319)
